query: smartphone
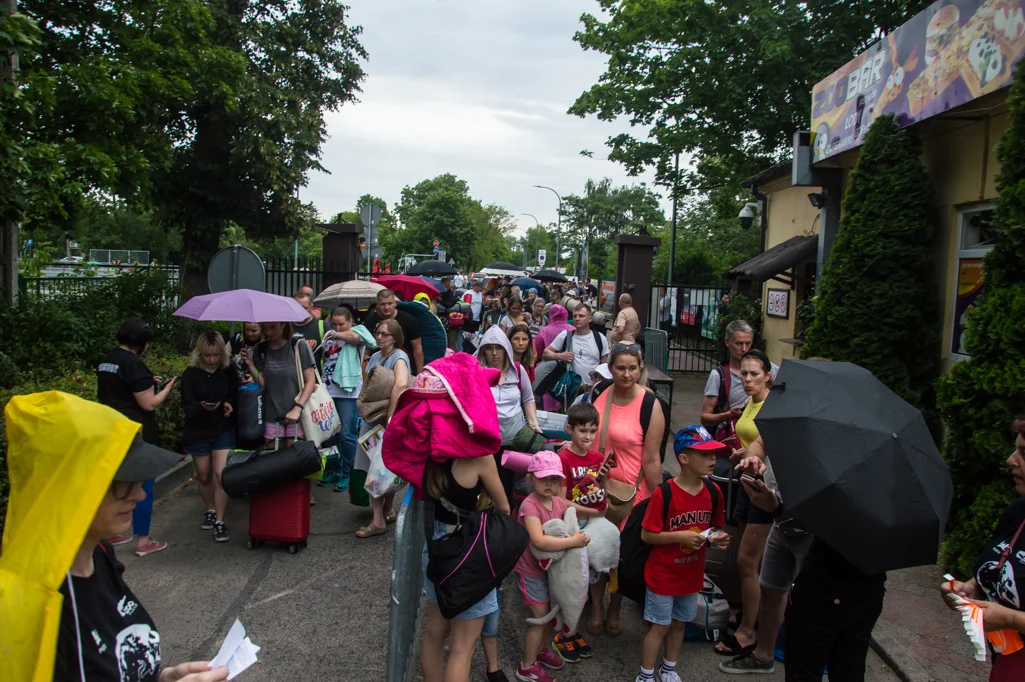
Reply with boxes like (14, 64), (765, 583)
(740, 472), (764, 485)
(157, 376), (177, 391)
(604, 451), (618, 470)
(202, 400), (220, 407)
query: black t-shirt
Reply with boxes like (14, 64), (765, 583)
(976, 496), (1025, 610)
(292, 317), (324, 346)
(363, 310), (422, 372)
(55, 542), (161, 682)
(97, 348), (158, 443)
(180, 365), (239, 446)
(229, 334), (260, 384)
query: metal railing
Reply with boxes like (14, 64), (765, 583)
(386, 488), (426, 682)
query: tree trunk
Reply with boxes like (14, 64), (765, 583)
(180, 220), (221, 301)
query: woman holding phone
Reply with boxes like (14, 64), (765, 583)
(181, 331), (239, 543)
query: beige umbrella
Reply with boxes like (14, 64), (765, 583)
(314, 279), (386, 310)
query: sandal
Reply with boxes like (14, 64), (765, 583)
(715, 632), (756, 657)
(586, 613), (603, 636)
(385, 510), (397, 524)
(605, 616), (622, 637)
(356, 524), (387, 539)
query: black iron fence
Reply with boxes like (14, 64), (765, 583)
(649, 283), (730, 373)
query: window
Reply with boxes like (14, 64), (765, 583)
(950, 204), (995, 358)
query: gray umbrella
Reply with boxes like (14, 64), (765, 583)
(755, 359), (953, 575)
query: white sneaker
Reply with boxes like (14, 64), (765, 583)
(657, 668), (682, 682)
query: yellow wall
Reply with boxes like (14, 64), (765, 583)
(757, 179), (821, 366)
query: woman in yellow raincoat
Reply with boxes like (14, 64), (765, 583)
(0, 391), (229, 682)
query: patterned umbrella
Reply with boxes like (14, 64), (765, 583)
(314, 280), (386, 310)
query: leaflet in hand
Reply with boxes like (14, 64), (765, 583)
(943, 574), (986, 662)
(210, 619), (261, 680)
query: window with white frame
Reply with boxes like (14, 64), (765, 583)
(950, 204), (995, 358)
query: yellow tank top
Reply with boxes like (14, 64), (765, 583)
(735, 396), (765, 449)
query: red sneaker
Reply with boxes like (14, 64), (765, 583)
(515, 662), (554, 682)
(536, 647), (565, 671)
(135, 539), (168, 557)
(109, 534), (133, 546)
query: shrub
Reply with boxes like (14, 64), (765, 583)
(801, 115), (941, 416)
(936, 65), (1025, 575)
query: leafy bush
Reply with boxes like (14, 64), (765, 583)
(936, 65), (1025, 575)
(801, 115), (941, 415)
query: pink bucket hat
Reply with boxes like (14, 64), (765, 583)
(528, 451), (564, 480)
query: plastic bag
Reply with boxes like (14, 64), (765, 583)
(363, 430), (403, 498)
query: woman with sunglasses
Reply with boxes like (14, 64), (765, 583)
(3, 392), (229, 682)
(354, 318), (410, 538)
(97, 318), (178, 558)
(590, 343), (664, 637)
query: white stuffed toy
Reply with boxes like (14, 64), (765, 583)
(527, 506), (589, 636)
(582, 515), (621, 574)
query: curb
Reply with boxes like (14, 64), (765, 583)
(869, 620), (932, 682)
(154, 455), (195, 501)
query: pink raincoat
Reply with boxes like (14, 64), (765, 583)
(534, 304), (575, 411)
(382, 352), (502, 497)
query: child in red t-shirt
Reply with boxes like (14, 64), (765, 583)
(552, 403), (611, 664)
(635, 425), (730, 682)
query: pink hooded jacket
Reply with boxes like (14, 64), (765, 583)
(382, 352), (503, 498)
(534, 304), (574, 358)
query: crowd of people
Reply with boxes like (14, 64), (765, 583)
(6, 273), (1020, 682)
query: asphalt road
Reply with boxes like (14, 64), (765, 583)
(123, 478), (900, 682)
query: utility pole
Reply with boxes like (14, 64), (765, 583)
(534, 185), (562, 272)
(520, 213), (539, 269)
(667, 152), (680, 287)
(2, 0), (19, 303)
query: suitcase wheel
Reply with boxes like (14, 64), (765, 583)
(288, 543), (299, 554)
(247, 539), (257, 550)
(299, 540), (307, 549)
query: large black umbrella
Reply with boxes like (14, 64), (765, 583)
(485, 261), (521, 271)
(407, 260), (456, 276)
(532, 269), (567, 283)
(755, 360), (953, 575)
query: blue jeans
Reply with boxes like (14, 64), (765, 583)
(331, 397), (359, 479)
(133, 479), (154, 536)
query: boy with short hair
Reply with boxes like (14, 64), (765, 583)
(636, 426), (730, 682)
(552, 403), (610, 664)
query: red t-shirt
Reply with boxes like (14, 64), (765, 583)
(558, 446), (608, 513)
(642, 479), (725, 596)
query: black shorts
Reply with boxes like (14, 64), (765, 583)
(733, 483), (775, 525)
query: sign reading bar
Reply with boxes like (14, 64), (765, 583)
(811, 0), (1025, 162)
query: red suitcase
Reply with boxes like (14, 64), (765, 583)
(247, 478), (310, 554)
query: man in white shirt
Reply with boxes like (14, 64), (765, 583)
(463, 279), (484, 332)
(543, 303), (610, 386)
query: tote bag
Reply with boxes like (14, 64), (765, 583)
(294, 343), (341, 447)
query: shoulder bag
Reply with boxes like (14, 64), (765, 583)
(600, 390), (647, 524)
(294, 341), (341, 447)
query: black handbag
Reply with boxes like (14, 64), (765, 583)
(424, 503), (529, 619)
(221, 441), (321, 498)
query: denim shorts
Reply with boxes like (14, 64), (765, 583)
(482, 586), (503, 637)
(516, 573), (550, 606)
(423, 520), (498, 620)
(643, 589), (698, 626)
(185, 429), (236, 456)
(759, 521), (814, 590)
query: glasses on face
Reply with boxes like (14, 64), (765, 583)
(111, 481), (144, 500)
(375, 331), (393, 338)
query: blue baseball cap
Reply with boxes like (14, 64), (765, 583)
(674, 425), (728, 454)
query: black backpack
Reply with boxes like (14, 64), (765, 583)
(616, 479), (720, 605)
(423, 502), (529, 619)
(591, 380), (672, 463)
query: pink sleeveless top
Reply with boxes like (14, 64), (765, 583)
(594, 387), (650, 528)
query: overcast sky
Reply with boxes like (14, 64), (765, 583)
(304, 0), (664, 237)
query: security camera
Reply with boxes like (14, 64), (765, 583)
(738, 202), (758, 230)
(808, 192), (826, 209)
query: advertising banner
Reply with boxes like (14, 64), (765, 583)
(811, 0), (1025, 162)
(600, 281), (616, 311)
(952, 258), (985, 355)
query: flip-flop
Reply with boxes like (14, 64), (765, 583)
(586, 613), (603, 636)
(385, 511), (397, 524)
(715, 632), (756, 657)
(605, 616), (622, 637)
(356, 524), (387, 538)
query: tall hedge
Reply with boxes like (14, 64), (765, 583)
(937, 67), (1025, 576)
(802, 114), (940, 414)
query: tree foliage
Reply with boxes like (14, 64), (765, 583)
(937, 66), (1025, 575)
(802, 115), (940, 411)
(570, 0), (932, 189)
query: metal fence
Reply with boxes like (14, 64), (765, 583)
(649, 284), (729, 373)
(386, 488), (426, 682)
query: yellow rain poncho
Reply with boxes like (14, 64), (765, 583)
(1, 391), (140, 682)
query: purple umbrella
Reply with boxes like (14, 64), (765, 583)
(173, 289), (308, 323)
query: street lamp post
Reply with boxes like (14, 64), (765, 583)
(668, 152), (680, 287)
(533, 185), (562, 272)
(520, 213), (540, 270)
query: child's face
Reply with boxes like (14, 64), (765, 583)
(677, 448), (718, 477)
(568, 422), (598, 452)
(532, 474), (563, 498)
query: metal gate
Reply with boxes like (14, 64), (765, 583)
(649, 284), (728, 373)
(386, 488), (426, 682)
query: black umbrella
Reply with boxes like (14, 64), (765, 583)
(407, 260), (456, 276)
(532, 269), (567, 283)
(755, 360), (953, 575)
(485, 262), (521, 271)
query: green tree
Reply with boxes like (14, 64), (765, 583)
(570, 0), (931, 190)
(936, 67), (1025, 576)
(802, 115), (940, 411)
(155, 0), (367, 297)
